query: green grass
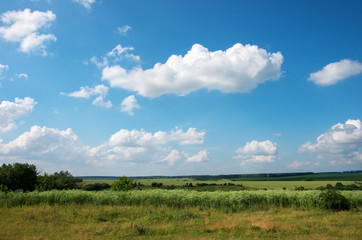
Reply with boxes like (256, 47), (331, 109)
(83, 178), (359, 190)
(0, 204), (361, 239)
(1, 189), (361, 210)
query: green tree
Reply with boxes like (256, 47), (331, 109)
(0, 163), (38, 191)
(37, 171), (80, 191)
(111, 176), (136, 191)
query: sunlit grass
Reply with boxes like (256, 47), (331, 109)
(0, 205), (360, 239)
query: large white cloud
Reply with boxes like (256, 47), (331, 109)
(299, 119), (362, 154)
(61, 85), (112, 108)
(185, 150), (209, 163)
(0, 126), (207, 172)
(308, 59), (362, 86)
(120, 95), (140, 116)
(0, 9), (56, 55)
(108, 128), (205, 147)
(233, 140), (278, 166)
(0, 97), (37, 132)
(0, 126), (84, 161)
(102, 43), (284, 98)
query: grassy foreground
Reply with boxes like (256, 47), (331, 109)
(0, 204), (361, 239)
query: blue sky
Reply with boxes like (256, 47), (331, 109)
(0, 0), (361, 176)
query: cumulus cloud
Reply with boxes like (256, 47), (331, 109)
(120, 95), (140, 115)
(109, 127), (205, 147)
(233, 140), (278, 166)
(299, 119), (362, 165)
(116, 25), (131, 35)
(102, 43), (283, 98)
(185, 150), (209, 163)
(72, 0), (96, 9)
(308, 59), (362, 86)
(61, 84), (112, 108)
(0, 9), (56, 55)
(299, 119), (362, 154)
(0, 126), (207, 173)
(159, 149), (184, 166)
(0, 97), (37, 132)
(0, 126), (84, 160)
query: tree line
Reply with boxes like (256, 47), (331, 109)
(0, 163), (82, 192)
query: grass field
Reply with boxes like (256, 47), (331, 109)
(0, 204), (361, 239)
(83, 178), (359, 190)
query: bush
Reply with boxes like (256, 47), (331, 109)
(84, 183), (111, 191)
(318, 188), (350, 211)
(111, 176), (136, 191)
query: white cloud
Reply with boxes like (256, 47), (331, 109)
(102, 43), (283, 98)
(92, 96), (112, 108)
(109, 127), (205, 147)
(17, 73), (28, 79)
(299, 119), (362, 165)
(0, 97), (37, 132)
(0, 126), (82, 158)
(308, 59), (362, 86)
(287, 160), (303, 169)
(185, 150), (209, 163)
(116, 25), (131, 35)
(233, 140), (278, 166)
(90, 56), (108, 68)
(107, 44), (140, 62)
(0, 64), (9, 75)
(159, 149), (184, 166)
(0, 126), (207, 173)
(299, 119), (362, 154)
(61, 84), (112, 108)
(0, 9), (56, 55)
(120, 95), (140, 115)
(72, 0), (96, 9)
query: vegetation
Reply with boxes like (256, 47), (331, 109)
(37, 171), (82, 191)
(0, 189), (361, 211)
(111, 176), (137, 191)
(0, 204), (361, 239)
(84, 183), (111, 191)
(0, 163), (38, 192)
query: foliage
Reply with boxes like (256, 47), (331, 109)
(0, 163), (38, 192)
(111, 176), (136, 191)
(0, 189), (361, 211)
(37, 171), (81, 191)
(317, 182), (362, 191)
(151, 182), (163, 188)
(318, 188), (351, 211)
(84, 183), (111, 191)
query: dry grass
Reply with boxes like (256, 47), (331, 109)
(0, 205), (361, 239)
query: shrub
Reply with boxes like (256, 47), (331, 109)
(37, 171), (80, 191)
(84, 183), (111, 191)
(318, 188), (350, 211)
(111, 176), (136, 191)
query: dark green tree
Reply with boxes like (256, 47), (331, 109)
(0, 163), (38, 191)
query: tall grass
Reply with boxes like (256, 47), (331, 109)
(0, 189), (361, 210)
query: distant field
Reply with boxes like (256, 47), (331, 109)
(83, 178), (359, 190)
